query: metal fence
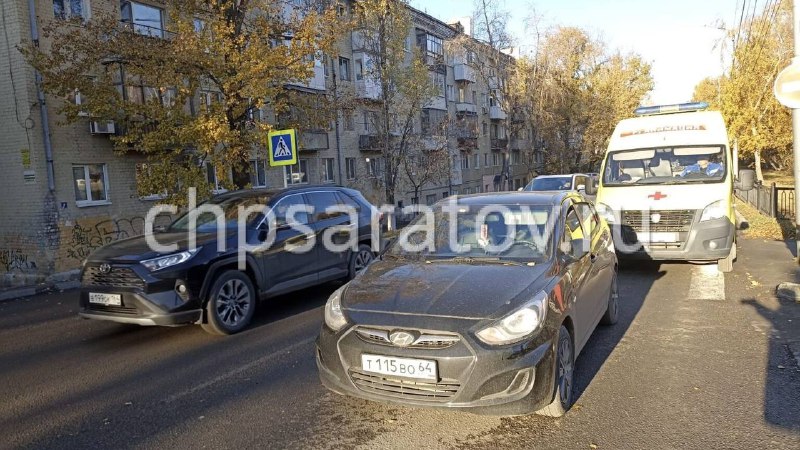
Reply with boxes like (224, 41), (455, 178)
(735, 183), (795, 220)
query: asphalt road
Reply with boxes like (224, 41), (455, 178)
(1, 243), (799, 449)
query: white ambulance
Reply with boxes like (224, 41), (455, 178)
(595, 102), (754, 272)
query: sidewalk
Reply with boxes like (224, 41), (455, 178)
(734, 237), (800, 369)
(0, 271), (80, 302)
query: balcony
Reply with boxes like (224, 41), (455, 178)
(491, 138), (509, 151)
(426, 96), (447, 111)
(454, 64), (476, 83)
(355, 79), (382, 100)
(511, 139), (530, 150)
(455, 102), (477, 114)
(489, 106), (507, 120)
(299, 131), (329, 151)
(457, 137), (478, 152)
(359, 134), (383, 152)
(287, 61), (326, 91)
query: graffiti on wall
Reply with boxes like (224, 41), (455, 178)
(0, 249), (36, 272)
(63, 216), (172, 262)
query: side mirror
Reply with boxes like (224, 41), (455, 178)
(736, 169), (755, 191)
(560, 238), (588, 260)
(584, 182), (597, 196)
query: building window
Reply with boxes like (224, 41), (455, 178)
(345, 157), (356, 180)
(458, 87), (465, 103)
(421, 109), (446, 136)
(367, 157), (382, 177)
(430, 72), (445, 97)
(493, 153), (502, 166)
(425, 194), (437, 205)
(54, 0), (90, 20)
(511, 151), (520, 165)
(339, 57), (351, 81)
(482, 122), (488, 135)
(250, 159), (267, 187)
(355, 59), (364, 81)
(284, 159), (309, 185)
(205, 163), (228, 192)
(121, 1), (164, 38)
(363, 110), (378, 133)
(343, 111), (354, 131)
(484, 153), (489, 167)
(460, 156), (470, 170)
(404, 36), (411, 52)
(446, 84), (454, 101)
(472, 90), (478, 105)
(321, 158), (335, 183)
(72, 164), (109, 206)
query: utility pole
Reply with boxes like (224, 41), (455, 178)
(793, 0), (800, 262)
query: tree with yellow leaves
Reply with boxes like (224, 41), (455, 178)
(23, 0), (340, 204)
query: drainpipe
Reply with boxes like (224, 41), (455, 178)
(28, 0), (55, 192)
(332, 62), (343, 184)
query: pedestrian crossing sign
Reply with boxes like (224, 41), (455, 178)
(268, 129), (297, 166)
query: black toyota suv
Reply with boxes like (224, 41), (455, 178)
(79, 186), (381, 335)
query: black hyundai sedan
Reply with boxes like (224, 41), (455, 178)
(316, 191), (618, 416)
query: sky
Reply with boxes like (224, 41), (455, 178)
(409, 0), (737, 105)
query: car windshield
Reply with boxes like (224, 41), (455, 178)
(526, 176), (572, 191)
(602, 146), (727, 186)
(168, 194), (272, 232)
(388, 204), (555, 262)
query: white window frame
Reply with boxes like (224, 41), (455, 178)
(122, 1), (165, 38)
(205, 162), (229, 194)
(321, 158), (335, 183)
(345, 157), (356, 180)
(249, 159), (268, 188)
(54, 0), (91, 20)
(339, 57), (351, 81)
(73, 163), (111, 207)
(284, 159), (309, 186)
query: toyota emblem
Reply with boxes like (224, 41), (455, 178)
(388, 330), (416, 347)
(99, 263), (112, 274)
(651, 213), (661, 223)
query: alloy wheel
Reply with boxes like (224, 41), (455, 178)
(215, 278), (252, 327)
(353, 249), (374, 273)
(557, 333), (574, 407)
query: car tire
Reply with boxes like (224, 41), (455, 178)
(201, 270), (256, 336)
(537, 325), (574, 418)
(600, 271), (619, 326)
(348, 244), (375, 280)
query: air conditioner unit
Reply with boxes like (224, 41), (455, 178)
(90, 120), (116, 135)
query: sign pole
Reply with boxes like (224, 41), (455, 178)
(794, 0), (800, 262)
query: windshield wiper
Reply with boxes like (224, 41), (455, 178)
(427, 256), (528, 267)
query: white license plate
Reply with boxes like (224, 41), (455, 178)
(637, 232), (679, 243)
(89, 293), (122, 306)
(361, 354), (438, 381)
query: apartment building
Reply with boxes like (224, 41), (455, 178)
(0, 0), (542, 285)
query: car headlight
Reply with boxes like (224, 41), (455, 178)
(324, 285), (348, 331)
(700, 200), (727, 222)
(476, 291), (548, 345)
(141, 248), (201, 271)
(596, 202), (616, 224)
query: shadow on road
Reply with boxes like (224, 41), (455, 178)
(742, 295), (800, 433)
(572, 260), (665, 404)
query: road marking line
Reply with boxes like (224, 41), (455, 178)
(688, 264), (725, 300)
(164, 336), (316, 404)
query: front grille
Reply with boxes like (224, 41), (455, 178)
(621, 209), (695, 233)
(86, 304), (138, 315)
(349, 368), (460, 402)
(355, 327), (460, 349)
(82, 266), (145, 290)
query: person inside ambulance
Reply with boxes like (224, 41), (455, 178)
(679, 155), (723, 177)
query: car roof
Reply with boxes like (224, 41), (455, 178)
(213, 184), (354, 201)
(455, 191), (580, 205)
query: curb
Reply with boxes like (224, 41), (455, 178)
(0, 279), (81, 302)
